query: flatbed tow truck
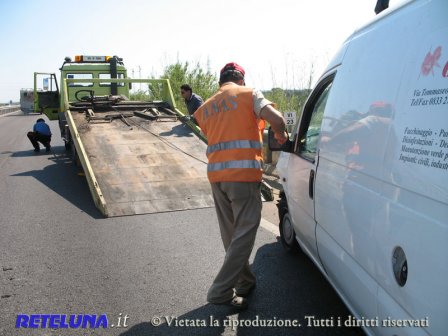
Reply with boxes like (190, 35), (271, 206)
(34, 55), (273, 217)
(33, 55), (217, 217)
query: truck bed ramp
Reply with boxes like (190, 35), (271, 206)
(68, 100), (214, 217)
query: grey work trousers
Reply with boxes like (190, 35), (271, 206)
(207, 181), (262, 303)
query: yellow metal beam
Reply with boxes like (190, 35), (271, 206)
(63, 79), (108, 216)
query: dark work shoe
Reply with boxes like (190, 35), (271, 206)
(235, 284), (256, 298)
(45, 146), (51, 152)
(214, 295), (248, 311)
(230, 296), (248, 310)
(34, 148), (40, 152)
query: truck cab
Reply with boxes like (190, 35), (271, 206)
(34, 55), (130, 147)
(59, 55), (129, 108)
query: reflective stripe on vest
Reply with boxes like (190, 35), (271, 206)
(206, 140), (262, 156)
(207, 159), (262, 172)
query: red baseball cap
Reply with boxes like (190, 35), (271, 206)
(220, 62), (245, 77)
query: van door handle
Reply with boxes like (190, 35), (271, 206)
(309, 169), (315, 199)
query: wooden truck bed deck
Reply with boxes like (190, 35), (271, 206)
(69, 107), (214, 217)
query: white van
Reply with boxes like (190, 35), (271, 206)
(269, 0), (447, 335)
(20, 89), (34, 114)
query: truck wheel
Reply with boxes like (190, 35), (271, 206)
(69, 142), (81, 166)
(280, 212), (300, 253)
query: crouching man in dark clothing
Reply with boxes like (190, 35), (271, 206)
(27, 118), (52, 152)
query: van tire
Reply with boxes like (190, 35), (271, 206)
(280, 212), (300, 254)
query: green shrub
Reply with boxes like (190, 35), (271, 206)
(147, 61), (218, 113)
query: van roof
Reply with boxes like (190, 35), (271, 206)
(321, 0), (417, 78)
(345, 0), (415, 44)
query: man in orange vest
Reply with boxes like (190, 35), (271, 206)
(194, 62), (288, 309)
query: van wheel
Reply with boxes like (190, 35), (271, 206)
(280, 212), (300, 253)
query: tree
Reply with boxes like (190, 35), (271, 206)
(147, 61), (218, 113)
(263, 88), (311, 120)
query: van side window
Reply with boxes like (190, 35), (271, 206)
(295, 75), (334, 162)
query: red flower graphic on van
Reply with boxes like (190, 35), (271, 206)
(421, 46), (441, 76)
(443, 61), (448, 78)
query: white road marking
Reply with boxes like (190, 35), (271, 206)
(260, 218), (278, 236)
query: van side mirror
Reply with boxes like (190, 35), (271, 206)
(268, 127), (293, 152)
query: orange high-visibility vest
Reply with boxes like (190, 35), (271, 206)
(194, 84), (264, 183)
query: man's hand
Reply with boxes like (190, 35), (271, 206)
(274, 131), (288, 145)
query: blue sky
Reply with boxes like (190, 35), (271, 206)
(0, 0), (406, 102)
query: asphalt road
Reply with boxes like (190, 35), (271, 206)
(0, 111), (364, 336)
